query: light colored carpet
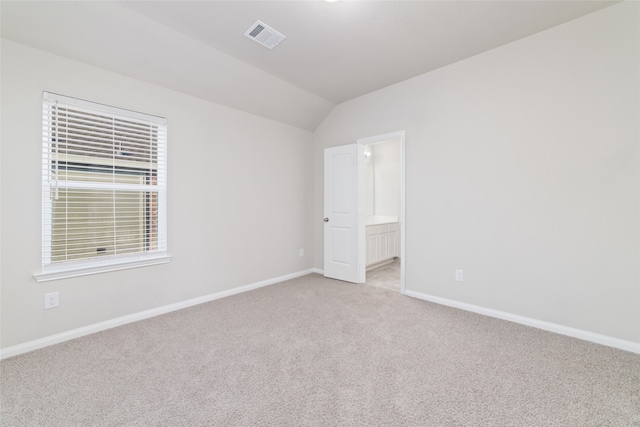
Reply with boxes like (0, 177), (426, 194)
(1, 273), (639, 426)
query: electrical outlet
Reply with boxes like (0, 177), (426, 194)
(299, 249), (305, 257)
(44, 292), (59, 309)
(455, 270), (464, 282)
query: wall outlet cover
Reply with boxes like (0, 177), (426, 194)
(44, 292), (59, 309)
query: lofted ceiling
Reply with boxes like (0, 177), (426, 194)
(1, 1), (618, 131)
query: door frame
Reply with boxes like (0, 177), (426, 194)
(357, 130), (406, 294)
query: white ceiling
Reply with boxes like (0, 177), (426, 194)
(1, 1), (617, 131)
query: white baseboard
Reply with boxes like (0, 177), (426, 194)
(0, 268), (318, 360)
(405, 290), (640, 355)
(9, 272), (633, 359)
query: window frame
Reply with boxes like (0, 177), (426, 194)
(34, 92), (170, 282)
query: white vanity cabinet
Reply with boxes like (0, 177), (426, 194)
(366, 218), (398, 268)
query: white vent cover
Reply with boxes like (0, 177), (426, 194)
(244, 20), (285, 49)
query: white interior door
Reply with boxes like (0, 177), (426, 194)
(324, 144), (359, 283)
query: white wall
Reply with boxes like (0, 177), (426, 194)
(364, 140), (401, 218)
(372, 140), (401, 217)
(364, 145), (375, 217)
(0, 39), (314, 349)
(313, 3), (640, 343)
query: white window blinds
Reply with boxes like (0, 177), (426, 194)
(41, 92), (167, 270)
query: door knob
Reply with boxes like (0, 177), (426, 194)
(323, 217), (329, 222)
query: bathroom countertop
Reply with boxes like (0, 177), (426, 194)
(365, 216), (398, 226)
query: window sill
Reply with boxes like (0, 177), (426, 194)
(34, 254), (172, 283)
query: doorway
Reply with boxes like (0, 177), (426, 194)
(323, 131), (405, 293)
(358, 131), (405, 294)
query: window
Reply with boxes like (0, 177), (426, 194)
(35, 92), (169, 282)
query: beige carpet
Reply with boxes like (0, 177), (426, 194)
(1, 273), (639, 426)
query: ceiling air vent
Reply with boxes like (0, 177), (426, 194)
(244, 20), (286, 49)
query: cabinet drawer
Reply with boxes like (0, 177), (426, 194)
(366, 225), (379, 236)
